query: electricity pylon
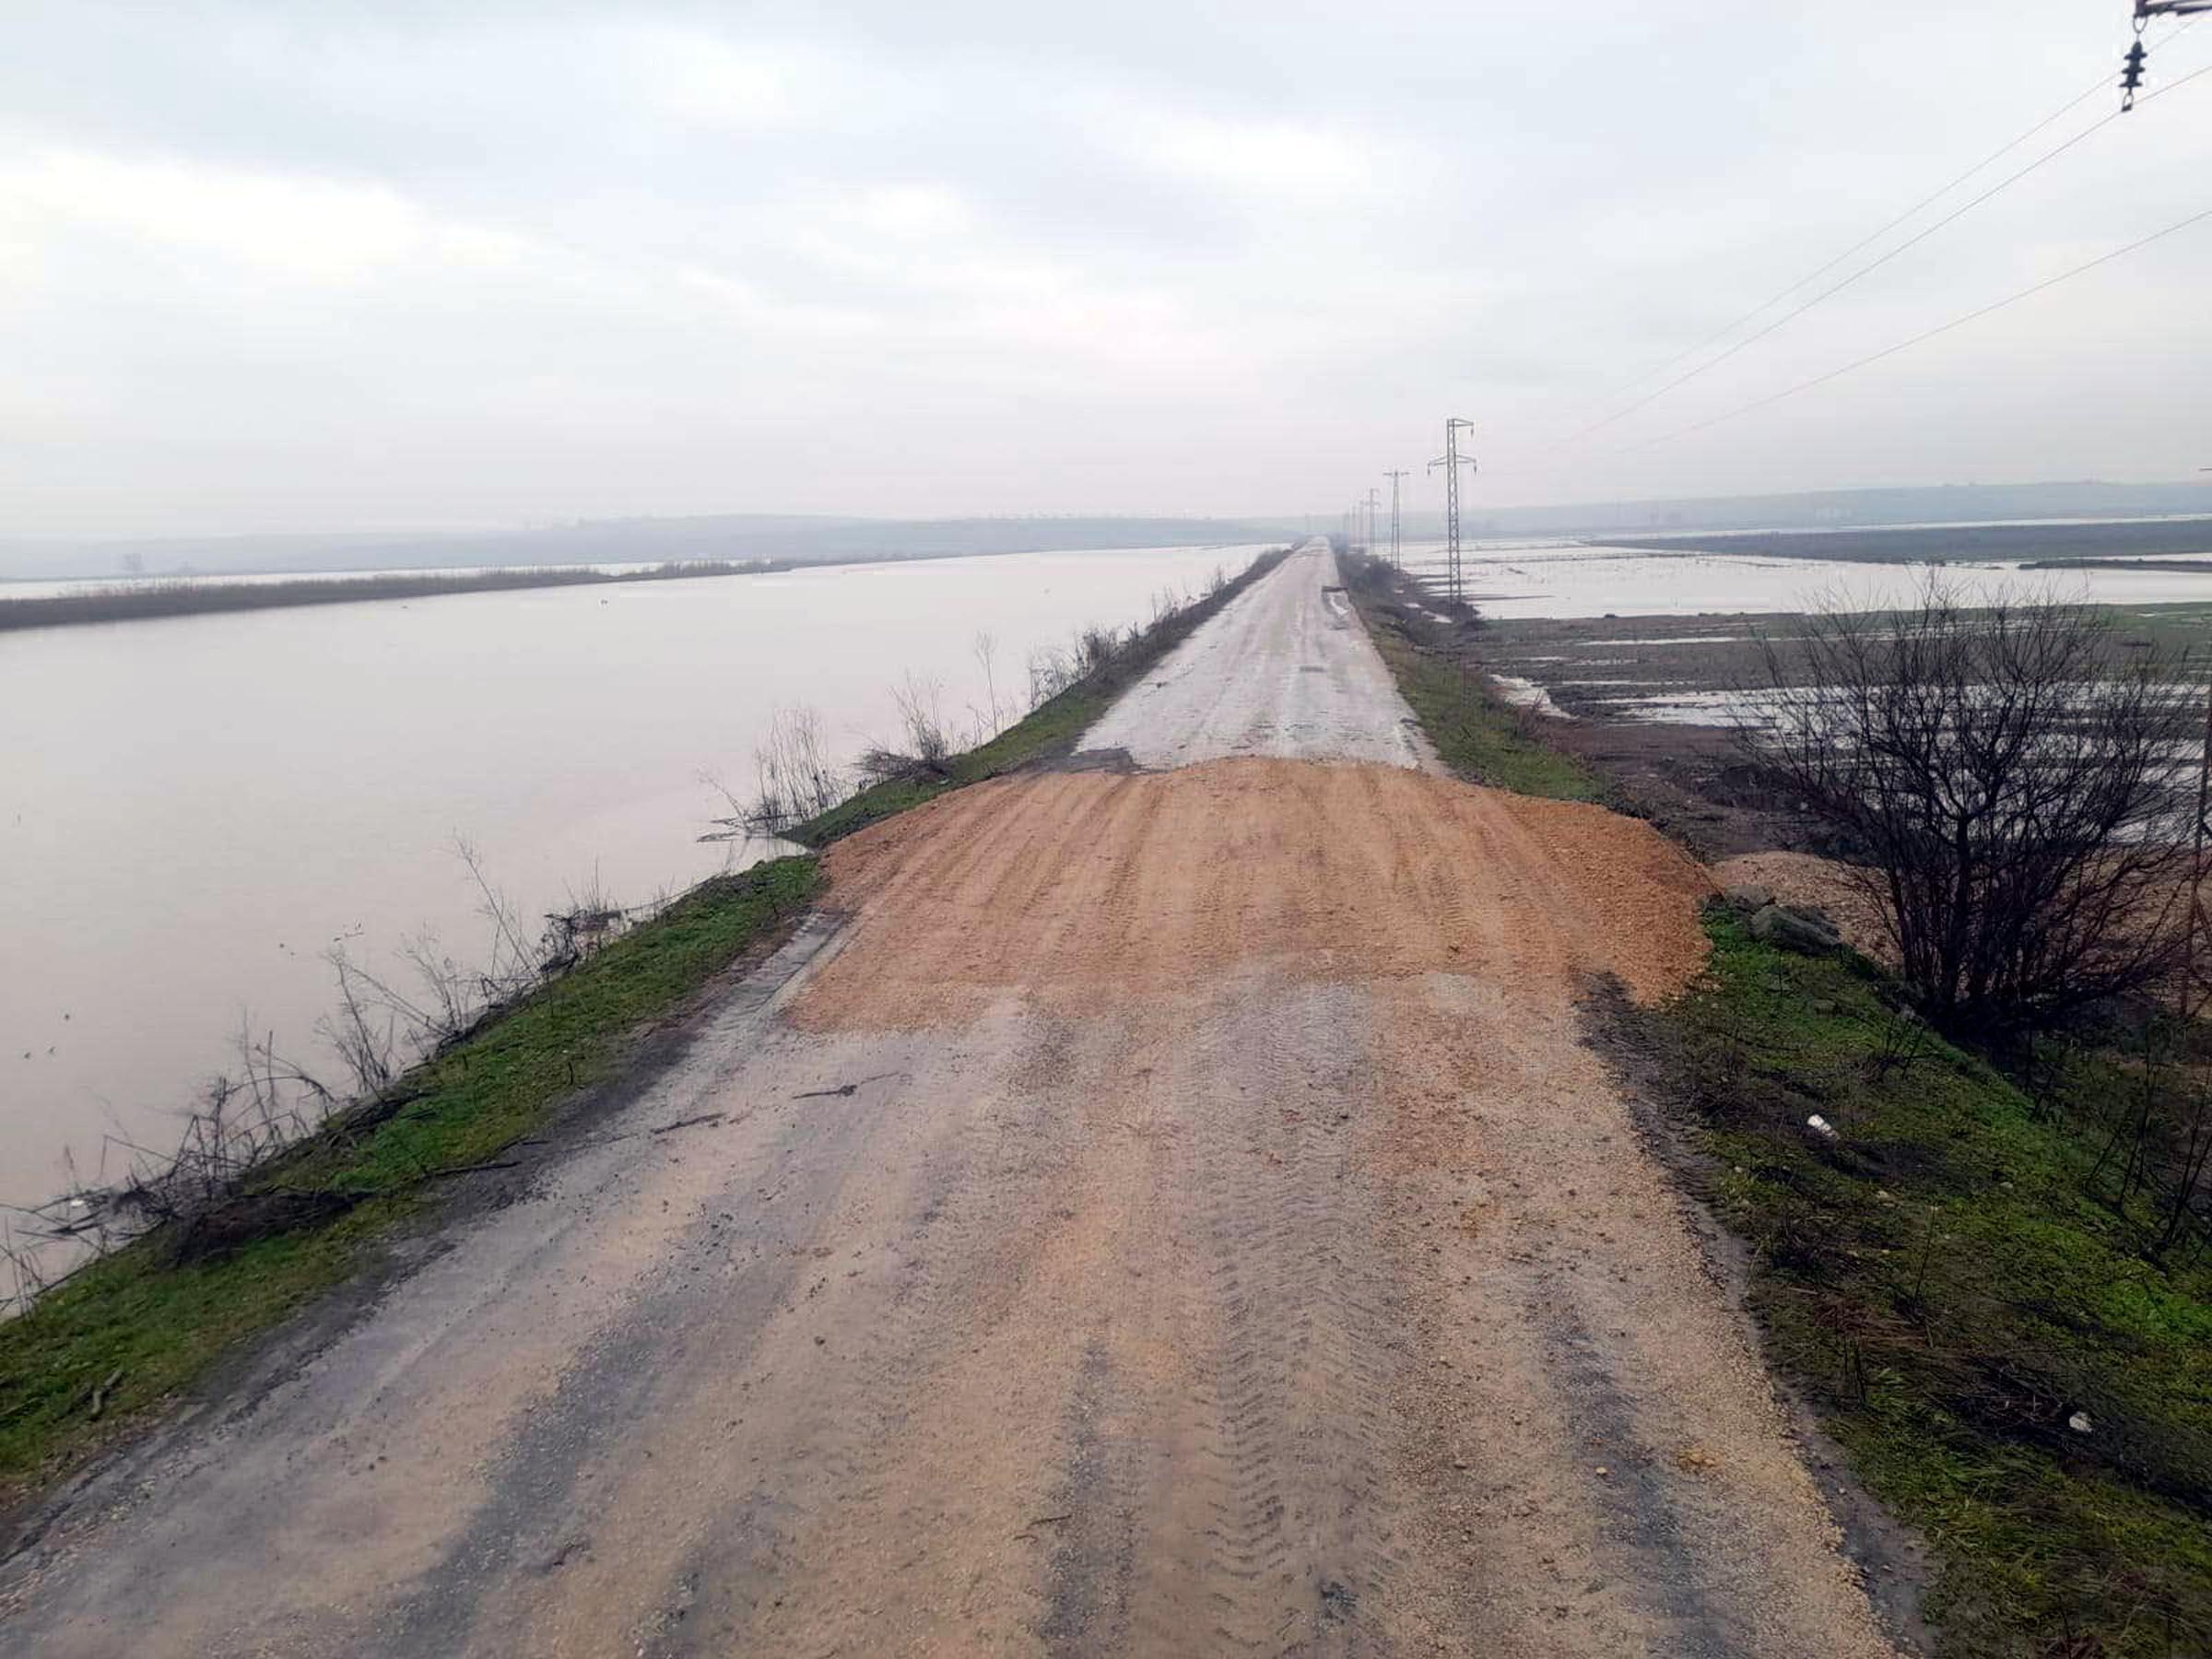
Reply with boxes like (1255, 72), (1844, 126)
(1383, 470), (1409, 568)
(1428, 418), (1477, 608)
(1361, 488), (1382, 563)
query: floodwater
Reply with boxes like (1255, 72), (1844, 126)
(0, 544), (1263, 1208)
(1399, 539), (2212, 618)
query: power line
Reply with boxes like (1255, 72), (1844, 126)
(1621, 197), (2212, 454)
(1567, 22), (2206, 446)
(1583, 69), (2120, 418)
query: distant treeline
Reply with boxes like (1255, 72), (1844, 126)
(2020, 558), (2212, 573)
(1608, 517), (2212, 565)
(0, 515), (1301, 584)
(0, 559), (783, 632)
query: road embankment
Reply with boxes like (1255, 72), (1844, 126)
(4, 540), (1910, 1659)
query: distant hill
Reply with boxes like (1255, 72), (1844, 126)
(12, 481), (2212, 582)
(0, 515), (1305, 582)
(1436, 479), (2212, 539)
(1605, 517), (2212, 564)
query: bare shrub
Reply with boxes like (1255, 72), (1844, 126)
(893, 672), (954, 771)
(1076, 625), (1120, 675)
(741, 704), (846, 832)
(1028, 643), (1077, 708)
(1742, 581), (2198, 1031)
(853, 673), (958, 787)
(3, 842), (654, 1311)
(320, 950), (404, 1095)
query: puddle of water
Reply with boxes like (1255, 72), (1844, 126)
(1488, 674), (1575, 719)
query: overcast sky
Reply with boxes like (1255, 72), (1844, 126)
(3, 0), (2209, 538)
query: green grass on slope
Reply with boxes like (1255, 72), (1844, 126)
(0, 856), (819, 1498)
(1338, 557), (1604, 802)
(1644, 915), (2212, 1658)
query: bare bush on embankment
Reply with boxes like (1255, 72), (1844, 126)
(1, 844), (670, 1317)
(1737, 581), (2201, 1036)
(0, 856), (818, 1493)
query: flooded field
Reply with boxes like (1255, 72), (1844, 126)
(0, 543), (1265, 1209)
(1399, 536), (2212, 619)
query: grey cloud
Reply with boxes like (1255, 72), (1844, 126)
(1, 0), (2206, 540)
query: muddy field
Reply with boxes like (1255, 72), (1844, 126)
(1452, 601), (2212, 861)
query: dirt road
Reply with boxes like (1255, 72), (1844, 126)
(1, 550), (1898, 1656)
(1083, 541), (1434, 771)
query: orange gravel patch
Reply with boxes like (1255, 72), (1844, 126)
(795, 758), (1714, 1033)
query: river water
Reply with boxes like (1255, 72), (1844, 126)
(0, 544), (1263, 1208)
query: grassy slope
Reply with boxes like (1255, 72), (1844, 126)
(1338, 555), (1604, 802)
(3, 544), (1288, 1506)
(1647, 919), (2212, 1657)
(0, 857), (819, 1499)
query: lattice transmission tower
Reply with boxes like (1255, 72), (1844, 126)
(1383, 470), (1409, 568)
(1428, 418), (1477, 608)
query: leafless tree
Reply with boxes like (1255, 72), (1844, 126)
(1741, 581), (2198, 1031)
(972, 631), (1003, 733)
(454, 835), (536, 989)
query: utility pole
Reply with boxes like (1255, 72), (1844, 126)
(1361, 488), (1382, 563)
(1383, 470), (1409, 569)
(1428, 418), (1477, 609)
(2122, 0), (2212, 108)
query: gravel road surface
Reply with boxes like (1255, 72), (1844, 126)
(0, 549), (1899, 1657)
(1083, 540), (1435, 771)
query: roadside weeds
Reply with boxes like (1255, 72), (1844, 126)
(1336, 553), (1606, 803)
(0, 858), (820, 1511)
